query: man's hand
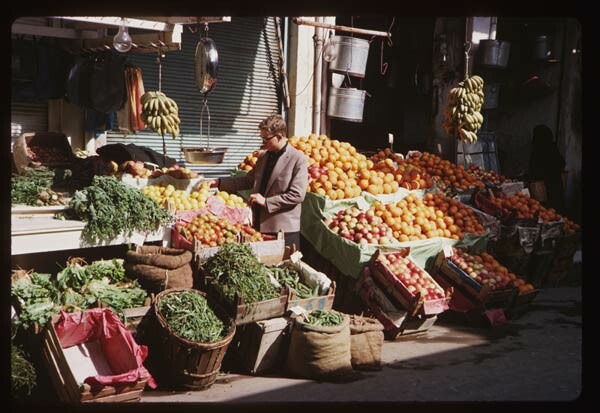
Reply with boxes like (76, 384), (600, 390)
(249, 193), (266, 207)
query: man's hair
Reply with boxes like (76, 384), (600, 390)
(259, 114), (287, 136)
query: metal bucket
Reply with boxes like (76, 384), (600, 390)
(326, 36), (370, 78)
(533, 35), (552, 60)
(183, 147), (227, 164)
(327, 87), (366, 123)
(479, 40), (511, 68)
(482, 83), (500, 109)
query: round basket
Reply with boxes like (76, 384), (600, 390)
(153, 288), (236, 390)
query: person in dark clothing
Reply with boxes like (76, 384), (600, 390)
(528, 124), (566, 213)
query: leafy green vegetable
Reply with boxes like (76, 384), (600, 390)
(203, 243), (279, 303)
(67, 176), (173, 242)
(11, 167), (66, 206)
(11, 272), (60, 329)
(159, 291), (227, 343)
(11, 343), (37, 397)
(86, 259), (126, 283)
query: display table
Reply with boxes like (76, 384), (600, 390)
(11, 214), (170, 255)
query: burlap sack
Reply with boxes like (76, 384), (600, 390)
(349, 315), (384, 371)
(124, 262), (193, 293)
(125, 246), (193, 269)
(285, 313), (354, 380)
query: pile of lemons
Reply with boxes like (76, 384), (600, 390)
(141, 182), (212, 211)
(215, 191), (247, 207)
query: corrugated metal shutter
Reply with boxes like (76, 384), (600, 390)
(108, 17), (281, 178)
(11, 102), (48, 139)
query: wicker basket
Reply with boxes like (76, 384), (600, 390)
(153, 288), (236, 390)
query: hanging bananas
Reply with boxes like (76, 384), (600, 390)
(443, 75), (485, 144)
(140, 91), (181, 139)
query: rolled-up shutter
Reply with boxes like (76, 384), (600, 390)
(108, 17), (281, 177)
(11, 102), (48, 150)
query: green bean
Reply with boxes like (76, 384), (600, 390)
(304, 310), (343, 327)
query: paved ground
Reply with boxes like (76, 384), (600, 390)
(141, 286), (582, 403)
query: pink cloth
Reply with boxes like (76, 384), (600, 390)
(55, 308), (157, 389)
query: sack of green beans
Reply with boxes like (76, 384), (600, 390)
(285, 310), (356, 381)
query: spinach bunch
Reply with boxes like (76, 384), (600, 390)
(69, 176), (173, 243)
(11, 272), (61, 329)
(83, 278), (148, 320)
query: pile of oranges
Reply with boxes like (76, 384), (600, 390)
(238, 150), (261, 172)
(368, 159), (434, 191)
(405, 152), (485, 192)
(423, 193), (486, 237)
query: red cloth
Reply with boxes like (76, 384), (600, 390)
(55, 308), (157, 389)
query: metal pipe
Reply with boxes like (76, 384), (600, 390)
(294, 17), (391, 39)
(312, 17), (324, 135)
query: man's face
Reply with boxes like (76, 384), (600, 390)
(260, 129), (282, 152)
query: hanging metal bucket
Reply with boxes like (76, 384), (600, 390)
(327, 87), (366, 122)
(326, 36), (370, 78)
(482, 83), (500, 109)
(479, 39), (511, 68)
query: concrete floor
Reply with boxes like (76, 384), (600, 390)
(141, 286), (582, 403)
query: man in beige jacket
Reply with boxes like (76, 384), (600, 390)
(214, 115), (308, 249)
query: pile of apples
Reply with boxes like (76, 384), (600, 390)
(149, 164), (199, 180)
(467, 165), (511, 186)
(238, 150), (262, 172)
(177, 213), (263, 248)
(405, 152), (485, 192)
(422, 193), (486, 237)
(377, 252), (445, 300)
(512, 278), (536, 295)
(448, 248), (515, 291)
(117, 160), (153, 178)
(324, 207), (395, 246)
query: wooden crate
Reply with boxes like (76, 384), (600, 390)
(207, 282), (288, 326)
(282, 260), (336, 312)
(226, 317), (292, 374)
(122, 306), (151, 336)
(40, 315), (148, 403)
(193, 232), (286, 263)
(369, 250), (450, 317)
(433, 251), (516, 307)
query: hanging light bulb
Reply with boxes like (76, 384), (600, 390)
(113, 18), (132, 53)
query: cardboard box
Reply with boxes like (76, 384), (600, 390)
(227, 317), (292, 374)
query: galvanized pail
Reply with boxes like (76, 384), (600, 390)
(327, 87), (366, 123)
(326, 36), (370, 78)
(479, 40), (511, 68)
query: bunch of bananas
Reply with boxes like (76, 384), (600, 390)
(443, 75), (485, 144)
(141, 91), (181, 139)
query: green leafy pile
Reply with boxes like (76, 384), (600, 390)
(159, 291), (227, 343)
(67, 176), (173, 242)
(11, 344), (37, 397)
(203, 243), (279, 303)
(11, 167), (66, 206)
(11, 260), (147, 330)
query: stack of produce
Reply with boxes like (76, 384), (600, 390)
(448, 248), (519, 291)
(214, 191), (247, 207)
(158, 290), (228, 343)
(202, 243), (280, 303)
(483, 192), (581, 234)
(149, 165), (199, 179)
(443, 75), (485, 143)
(304, 309), (344, 327)
(177, 213), (263, 248)
(405, 152), (485, 192)
(61, 176), (173, 242)
(11, 167), (67, 207)
(467, 165), (512, 185)
(142, 182), (212, 211)
(238, 151), (261, 172)
(324, 207), (395, 246)
(368, 159), (434, 191)
(11, 259), (147, 329)
(289, 135), (366, 200)
(422, 193), (486, 237)
(26, 145), (70, 164)
(369, 148), (402, 163)
(378, 252), (445, 300)
(325, 193), (486, 245)
(11, 343), (36, 398)
(266, 265), (318, 299)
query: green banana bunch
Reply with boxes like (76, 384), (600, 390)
(443, 75), (485, 144)
(140, 91), (181, 140)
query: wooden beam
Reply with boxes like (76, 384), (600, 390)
(293, 17), (391, 39)
(12, 23), (100, 39)
(55, 16), (176, 32)
(61, 30), (182, 54)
